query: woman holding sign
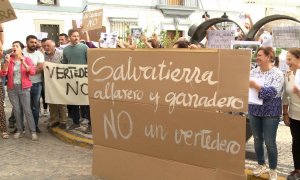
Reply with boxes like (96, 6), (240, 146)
(249, 46), (284, 180)
(283, 48), (300, 180)
(2, 41), (38, 141)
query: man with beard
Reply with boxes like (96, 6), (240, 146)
(23, 35), (45, 133)
(58, 33), (69, 51)
(63, 29), (91, 133)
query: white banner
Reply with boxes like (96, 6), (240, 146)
(43, 62), (89, 105)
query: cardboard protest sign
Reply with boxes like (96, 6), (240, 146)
(88, 26), (106, 42)
(0, 0), (17, 23)
(44, 62), (88, 105)
(272, 26), (300, 48)
(88, 49), (251, 180)
(72, 19), (105, 42)
(207, 30), (235, 49)
(82, 9), (103, 32)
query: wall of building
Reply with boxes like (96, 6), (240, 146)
(2, 0), (299, 49)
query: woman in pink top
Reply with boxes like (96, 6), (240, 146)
(2, 41), (38, 141)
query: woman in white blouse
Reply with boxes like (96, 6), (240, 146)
(283, 48), (300, 180)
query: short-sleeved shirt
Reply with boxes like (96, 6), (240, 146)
(23, 49), (44, 83)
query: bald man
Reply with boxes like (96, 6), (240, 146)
(44, 39), (67, 129)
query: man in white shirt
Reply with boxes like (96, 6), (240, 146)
(23, 35), (45, 133)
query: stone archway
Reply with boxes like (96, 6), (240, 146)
(245, 14), (300, 40)
(189, 14), (300, 43)
(189, 18), (246, 43)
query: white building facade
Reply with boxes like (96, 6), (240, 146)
(2, 0), (300, 49)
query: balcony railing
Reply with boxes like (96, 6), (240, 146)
(159, 0), (198, 8)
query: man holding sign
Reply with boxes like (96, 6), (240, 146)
(62, 29), (91, 132)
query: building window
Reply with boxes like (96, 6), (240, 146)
(40, 24), (60, 46)
(167, 0), (184, 6)
(37, 0), (58, 6)
(109, 18), (138, 40)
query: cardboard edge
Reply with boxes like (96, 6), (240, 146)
(93, 145), (246, 180)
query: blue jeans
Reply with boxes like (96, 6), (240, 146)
(8, 85), (36, 133)
(30, 82), (42, 126)
(249, 115), (280, 169)
(70, 105), (90, 125)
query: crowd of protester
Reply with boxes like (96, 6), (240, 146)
(0, 11), (300, 179)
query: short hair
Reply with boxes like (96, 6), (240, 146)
(41, 38), (50, 43)
(59, 33), (68, 39)
(173, 40), (191, 48)
(12, 41), (25, 49)
(68, 29), (80, 37)
(26, 35), (38, 42)
(288, 48), (300, 59)
(45, 39), (56, 46)
(257, 46), (275, 62)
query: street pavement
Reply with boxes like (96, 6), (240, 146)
(0, 95), (294, 179)
(246, 122), (293, 178)
(0, 98), (99, 180)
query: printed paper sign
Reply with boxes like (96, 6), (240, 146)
(249, 77), (264, 105)
(207, 30), (235, 49)
(35, 32), (48, 41)
(99, 32), (117, 48)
